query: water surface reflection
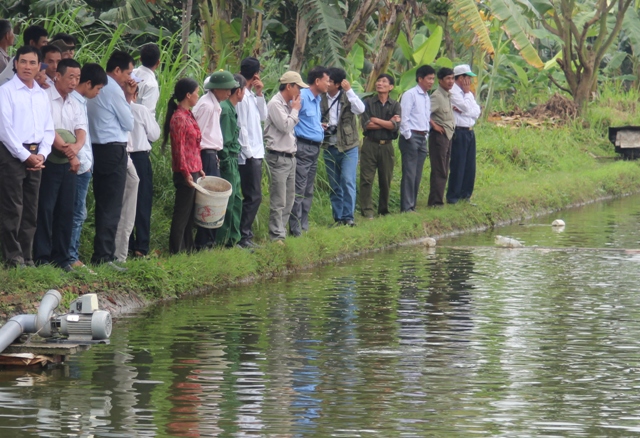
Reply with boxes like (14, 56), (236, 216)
(2, 197), (640, 436)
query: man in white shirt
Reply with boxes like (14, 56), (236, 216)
(41, 45), (62, 89)
(34, 59), (85, 272)
(193, 69), (238, 250)
(0, 46), (55, 268)
(321, 67), (365, 227)
(447, 64), (482, 204)
(0, 20), (15, 73)
(236, 57), (267, 248)
(69, 63), (108, 271)
(0, 25), (48, 86)
(117, 84), (160, 261)
(132, 43), (160, 116)
(399, 65), (435, 213)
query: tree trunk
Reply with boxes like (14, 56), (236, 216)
(290, 11), (308, 71)
(442, 16), (456, 60)
(342, 0), (378, 54)
(181, 0), (194, 61)
(366, 2), (406, 91)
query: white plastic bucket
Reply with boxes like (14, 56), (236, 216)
(194, 176), (232, 229)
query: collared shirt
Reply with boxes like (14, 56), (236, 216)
(170, 107), (202, 179)
(450, 83), (481, 128)
(193, 91), (223, 151)
(71, 90), (93, 174)
(219, 99), (241, 160)
(0, 57), (14, 85)
(86, 76), (134, 144)
(128, 102), (161, 153)
(46, 85), (87, 135)
(0, 75), (54, 162)
(400, 84), (430, 139)
(132, 65), (160, 116)
(264, 92), (299, 154)
(360, 95), (401, 141)
(0, 47), (9, 73)
(326, 88), (365, 126)
(236, 88), (267, 164)
(294, 88), (323, 142)
(430, 86), (455, 140)
(45, 75), (55, 89)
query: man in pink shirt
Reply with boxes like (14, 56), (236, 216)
(192, 70), (238, 250)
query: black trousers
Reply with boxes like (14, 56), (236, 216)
(91, 142), (128, 264)
(238, 157), (263, 243)
(194, 150), (219, 250)
(0, 144), (41, 267)
(129, 151), (153, 255)
(169, 172), (198, 254)
(427, 131), (452, 207)
(447, 129), (476, 203)
(34, 161), (76, 268)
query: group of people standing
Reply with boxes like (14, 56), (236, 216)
(0, 20), (481, 271)
(0, 23), (161, 272)
(166, 62), (481, 249)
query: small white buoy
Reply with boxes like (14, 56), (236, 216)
(551, 219), (565, 227)
(495, 235), (524, 248)
(424, 237), (437, 247)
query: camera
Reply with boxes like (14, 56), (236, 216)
(325, 125), (338, 136)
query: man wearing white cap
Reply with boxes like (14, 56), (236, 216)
(264, 71), (306, 242)
(447, 64), (481, 205)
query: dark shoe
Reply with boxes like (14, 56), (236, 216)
(23, 260), (35, 267)
(344, 219), (356, 227)
(330, 220), (345, 228)
(106, 261), (128, 273)
(61, 265), (75, 273)
(290, 232), (302, 238)
(238, 240), (259, 249)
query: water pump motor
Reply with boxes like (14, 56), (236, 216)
(55, 294), (112, 341)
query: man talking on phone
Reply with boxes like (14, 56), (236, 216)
(236, 57), (267, 248)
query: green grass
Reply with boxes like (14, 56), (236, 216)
(3, 91), (640, 318)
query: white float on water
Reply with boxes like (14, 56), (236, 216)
(551, 219), (566, 227)
(495, 235), (524, 248)
(424, 237), (437, 247)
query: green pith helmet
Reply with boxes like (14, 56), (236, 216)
(52, 129), (76, 158)
(56, 129), (76, 145)
(205, 69), (240, 90)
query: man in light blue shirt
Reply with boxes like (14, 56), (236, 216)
(86, 50), (135, 269)
(399, 65), (435, 212)
(289, 66), (329, 237)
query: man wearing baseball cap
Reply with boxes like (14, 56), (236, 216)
(447, 64), (481, 205)
(263, 71), (307, 243)
(192, 69), (239, 250)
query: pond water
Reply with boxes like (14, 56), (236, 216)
(2, 197), (640, 436)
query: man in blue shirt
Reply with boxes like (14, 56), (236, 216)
(86, 50), (135, 270)
(289, 66), (329, 237)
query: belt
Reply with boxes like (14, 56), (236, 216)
(130, 150), (151, 154)
(455, 126), (473, 131)
(366, 137), (391, 145)
(411, 130), (428, 136)
(267, 149), (295, 158)
(93, 142), (127, 147)
(296, 137), (321, 147)
(23, 143), (38, 154)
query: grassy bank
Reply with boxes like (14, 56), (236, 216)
(2, 94), (640, 319)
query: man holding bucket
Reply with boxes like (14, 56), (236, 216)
(192, 70), (238, 250)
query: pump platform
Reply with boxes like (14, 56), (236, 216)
(0, 339), (108, 367)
